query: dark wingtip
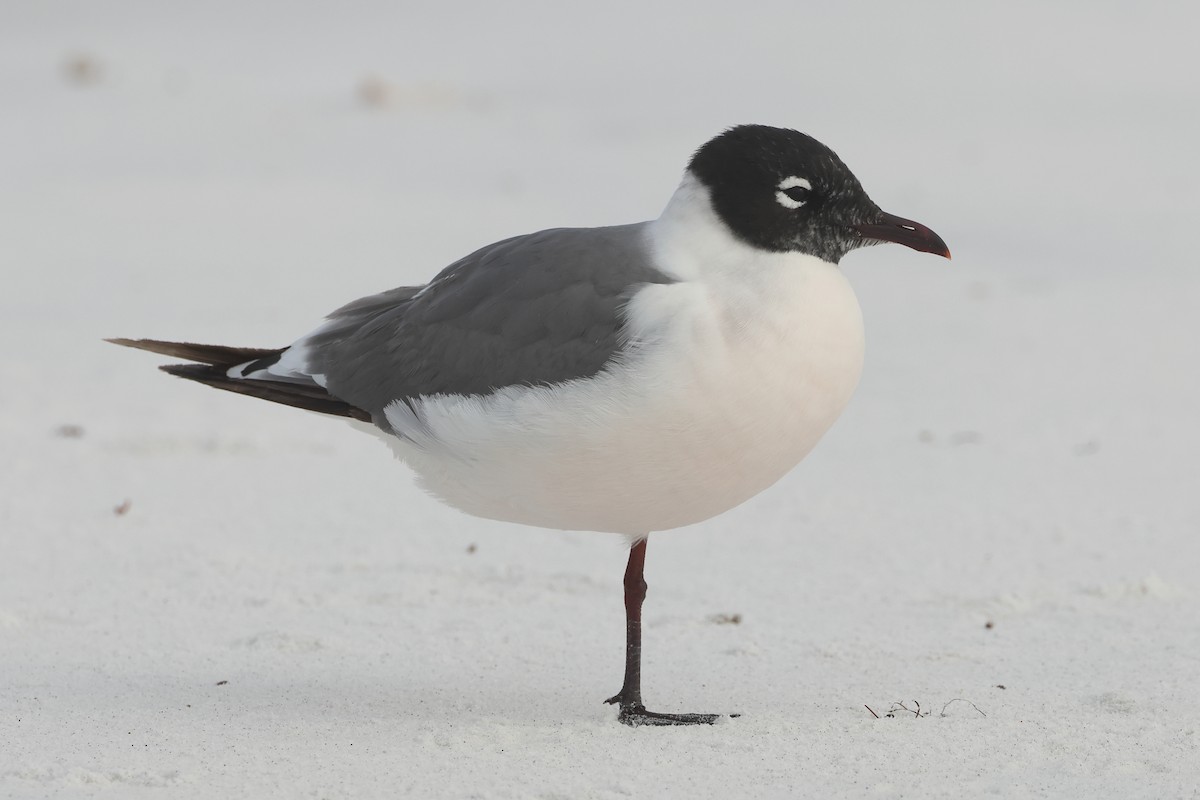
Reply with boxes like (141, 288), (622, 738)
(159, 363), (207, 377)
(104, 337), (283, 366)
(156, 362), (373, 423)
(105, 337), (174, 353)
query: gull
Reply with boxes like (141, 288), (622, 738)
(111, 124), (950, 726)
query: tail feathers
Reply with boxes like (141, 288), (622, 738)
(105, 338), (281, 367)
(160, 364), (372, 422)
(107, 337), (371, 423)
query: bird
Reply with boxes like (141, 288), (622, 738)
(110, 124), (950, 727)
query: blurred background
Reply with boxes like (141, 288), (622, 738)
(4, 0), (1197, 581)
(2, 1), (1198, 796)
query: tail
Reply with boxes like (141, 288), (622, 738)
(106, 338), (371, 422)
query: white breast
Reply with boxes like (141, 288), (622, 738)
(374, 176), (865, 535)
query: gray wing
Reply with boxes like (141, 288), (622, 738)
(301, 223), (674, 426)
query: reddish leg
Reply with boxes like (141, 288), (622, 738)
(604, 537), (726, 726)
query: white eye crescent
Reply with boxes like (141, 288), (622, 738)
(775, 176), (812, 209)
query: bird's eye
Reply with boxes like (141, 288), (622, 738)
(775, 176), (812, 209)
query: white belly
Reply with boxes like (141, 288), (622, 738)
(374, 256), (864, 536)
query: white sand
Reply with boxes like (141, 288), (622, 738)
(2, 2), (1199, 797)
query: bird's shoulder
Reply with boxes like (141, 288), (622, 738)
(412, 222), (667, 319)
(300, 222), (675, 421)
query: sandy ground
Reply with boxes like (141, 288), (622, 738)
(2, 2), (1199, 798)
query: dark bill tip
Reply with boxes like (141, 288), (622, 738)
(854, 212), (951, 260)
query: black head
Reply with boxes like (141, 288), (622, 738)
(688, 125), (950, 263)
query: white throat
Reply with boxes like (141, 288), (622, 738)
(648, 171), (833, 285)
